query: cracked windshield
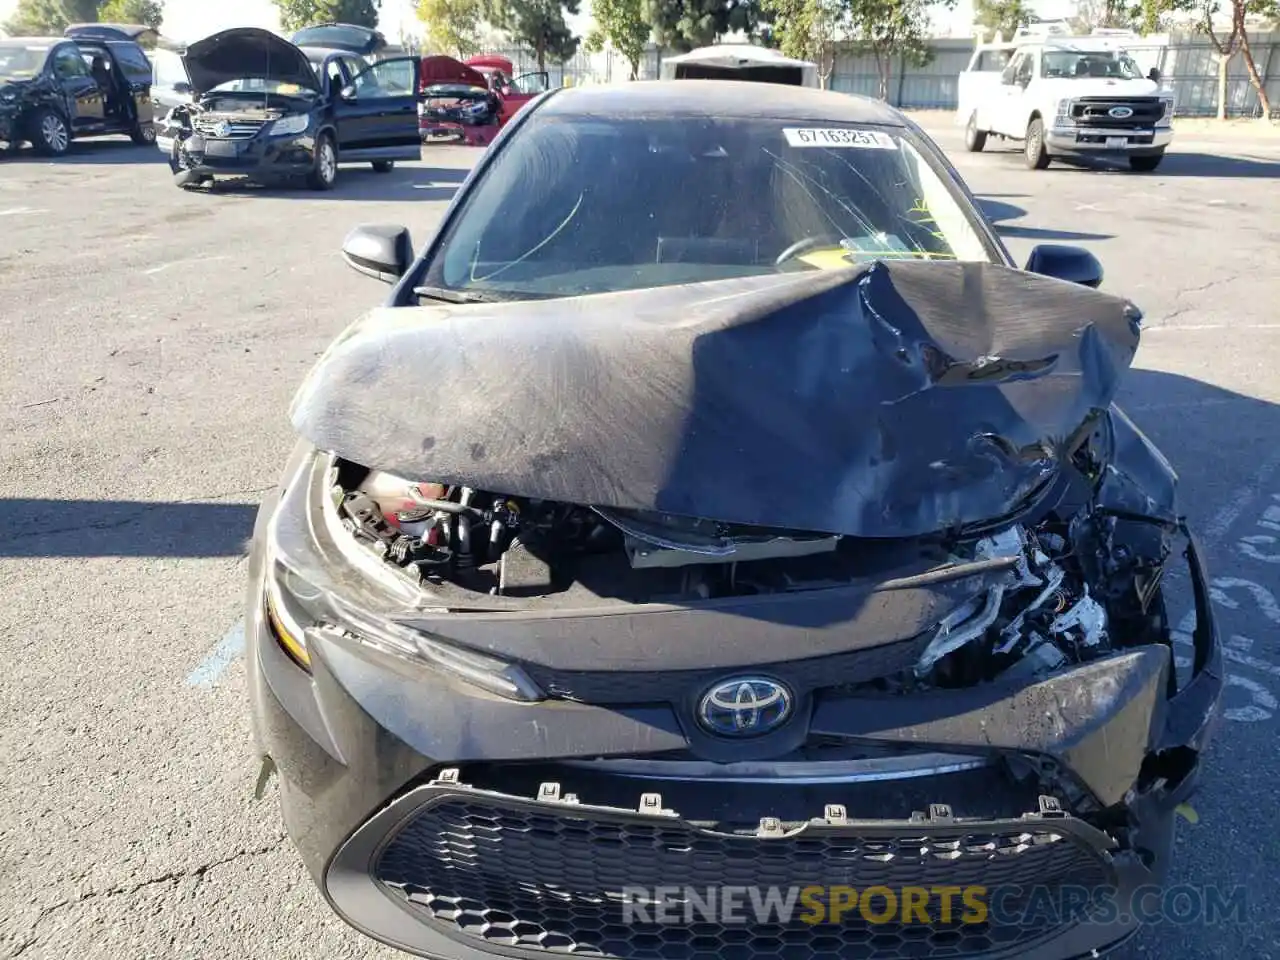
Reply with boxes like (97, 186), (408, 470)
(425, 114), (991, 299)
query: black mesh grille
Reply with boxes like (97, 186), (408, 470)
(374, 794), (1112, 960)
(1070, 98), (1163, 127)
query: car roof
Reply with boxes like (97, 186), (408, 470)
(300, 45), (362, 61)
(538, 80), (906, 126)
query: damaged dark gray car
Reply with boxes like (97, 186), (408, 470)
(246, 81), (1222, 960)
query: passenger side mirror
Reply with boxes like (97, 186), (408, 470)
(1147, 66), (1161, 83)
(340, 84), (357, 101)
(342, 224), (414, 283)
(1024, 244), (1104, 288)
(172, 80), (192, 94)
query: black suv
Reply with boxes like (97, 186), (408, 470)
(163, 27), (419, 191)
(0, 23), (156, 155)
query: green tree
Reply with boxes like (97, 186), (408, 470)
(98, 0), (163, 28)
(484, 0), (580, 70)
(847, 0), (952, 99)
(972, 0), (1028, 40)
(759, 0), (846, 86)
(641, 0), (769, 50)
(584, 0), (651, 79)
(417, 0), (483, 55)
(273, 0), (382, 31)
(4, 0), (99, 35)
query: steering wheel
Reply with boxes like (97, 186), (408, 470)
(775, 236), (830, 266)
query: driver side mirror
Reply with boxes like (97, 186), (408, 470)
(342, 224), (414, 283)
(1147, 66), (1161, 82)
(1024, 244), (1104, 288)
(340, 84), (357, 101)
(172, 80), (192, 95)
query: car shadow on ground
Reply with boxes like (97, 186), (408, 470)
(0, 498), (258, 558)
(975, 195), (1115, 242)
(981, 148), (1280, 178)
(180, 165), (469, 202)
(2, 139), (167, 165)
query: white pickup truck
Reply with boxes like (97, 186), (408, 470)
(957, 27), (1175, 172)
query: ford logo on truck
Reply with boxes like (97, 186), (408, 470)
(1108, 105), (1134, 119)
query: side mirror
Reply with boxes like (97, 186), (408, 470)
(1024, 244), (1104, 288)
(342, 224), (413, 283)
(172, 81), (192, 94)
(340, 84), (357, 101)
(1147, 66), (1161, 83)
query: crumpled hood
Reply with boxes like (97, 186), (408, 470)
(290, 260), (1141, 538)
(183, 27), (320, 96)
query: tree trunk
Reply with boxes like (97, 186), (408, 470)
(1217, 52), (1229, 120)
(1238, 30), (1273, 119)
(875, 50), (888, 100)
(537, 39), (546, 72)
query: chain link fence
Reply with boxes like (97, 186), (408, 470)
(484, 30), (1279, 118)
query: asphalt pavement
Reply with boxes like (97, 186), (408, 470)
(1, 121), (1278, 960)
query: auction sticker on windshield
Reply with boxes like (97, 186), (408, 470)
(783, 128), (898, 149)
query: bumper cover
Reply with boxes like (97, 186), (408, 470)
(173, 131), (316, 179)
(1046, 125), (1174, 155)
(247, 494), (1221, 960)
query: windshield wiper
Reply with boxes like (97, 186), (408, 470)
(412, 285), (505, 304)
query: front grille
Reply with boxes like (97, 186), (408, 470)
(520, 635), (930, 704)
(1070, 98), (1163, 128)
(192, 116), (268, 140)
(373, 784), (1113, 960)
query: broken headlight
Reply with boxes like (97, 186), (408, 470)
(261, 450), (545, 702)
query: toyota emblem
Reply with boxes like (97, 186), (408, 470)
(697, 677), (794, 737)
(1107, 106), (1134, 119)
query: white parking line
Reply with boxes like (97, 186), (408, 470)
(186, 619), (246, 689)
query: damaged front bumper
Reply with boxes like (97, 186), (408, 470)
(247, 499), (1222, 960)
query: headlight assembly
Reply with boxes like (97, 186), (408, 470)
(261, 451), (546, 702)
(269, 113), (310, 137)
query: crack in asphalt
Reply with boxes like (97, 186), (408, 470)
(8, 837), (288, 957)
(1161, 272), (1242, 323)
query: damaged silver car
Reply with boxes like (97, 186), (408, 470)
(245, 80), (1222, 960)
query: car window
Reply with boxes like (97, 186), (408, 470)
(1014, 52), (1034, 83)
(0, 42), (50, 80)
(152, 48), (187, 88)
(53, 46), (91, 80)
(324, 58), (347, 90)
(108, 41), (152, 84)
(351, 58), (416, 97)
(1041, 50), (1143, 79)
(424, 115), (995, 300)
(512, 71), (550, 94)
(974, 49), (1012, 72)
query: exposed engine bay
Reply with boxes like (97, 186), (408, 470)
(330, 452), (1173, 691)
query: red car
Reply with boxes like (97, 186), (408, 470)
(417, 54), (550, 146)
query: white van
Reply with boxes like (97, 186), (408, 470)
(660, 45), (819, 87)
